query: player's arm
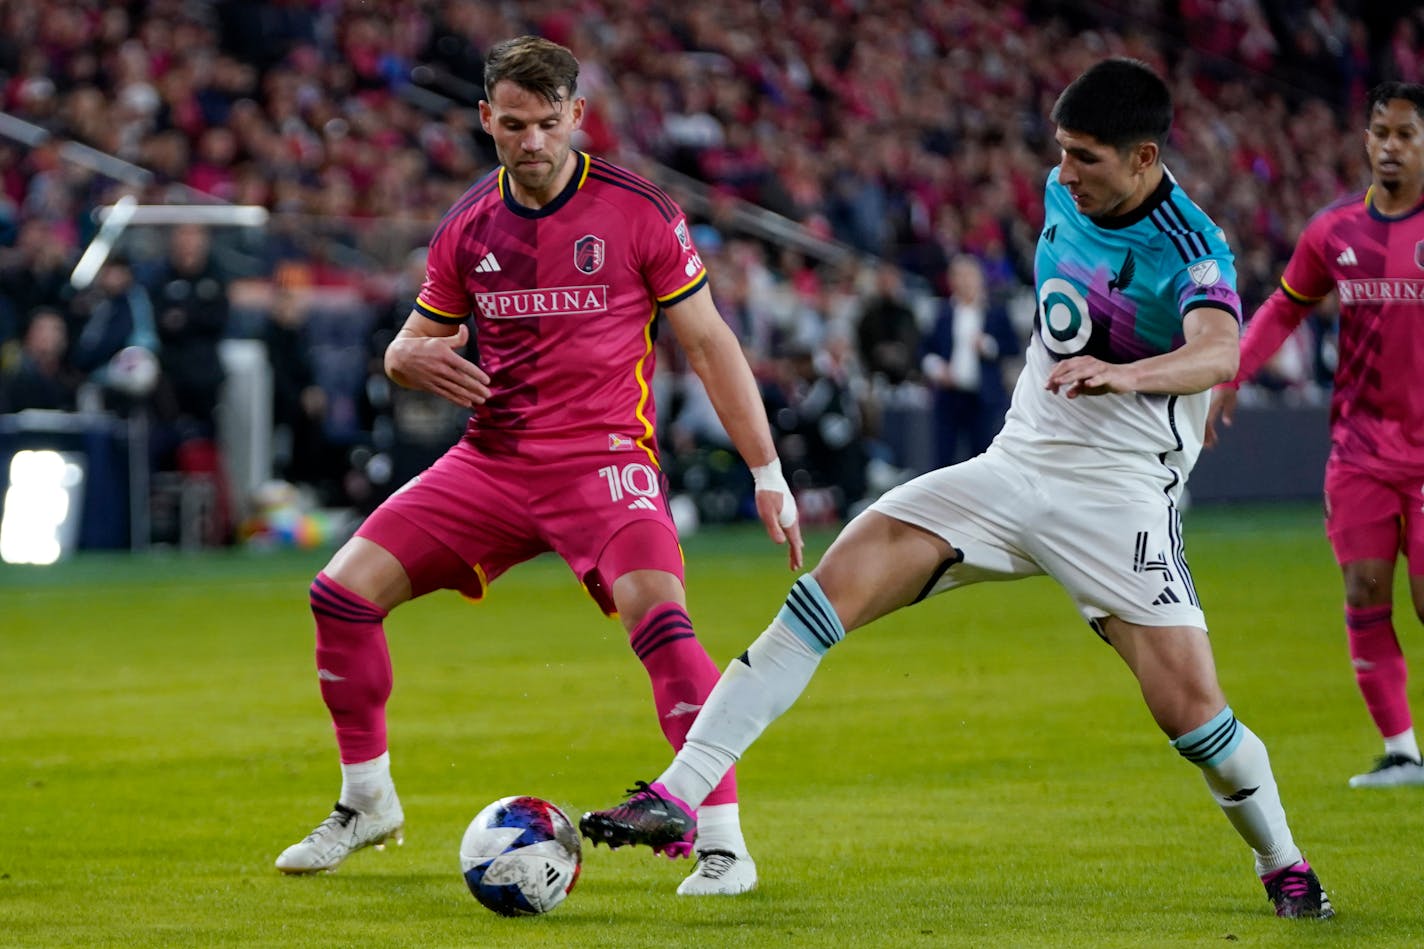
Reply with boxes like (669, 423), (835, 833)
(1044, 305), (1240, 398)
(384, 310), (491, 408)
(664, 285), (804, 570)
(1205, 288), (1316, 446)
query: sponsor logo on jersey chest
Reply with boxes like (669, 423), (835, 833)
(1337, 279), (1424, 304)
(474, 285), (608, 319)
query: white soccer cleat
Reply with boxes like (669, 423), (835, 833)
(676, 849), (757, 896)
(276, 791), (405, 874)
(1347, 753), (1424, 789)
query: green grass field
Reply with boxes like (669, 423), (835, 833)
(4, 502), (1423, 947)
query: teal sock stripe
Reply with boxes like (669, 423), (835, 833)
(1170, 705), (1242, 768)
(776, 575), (846, 655)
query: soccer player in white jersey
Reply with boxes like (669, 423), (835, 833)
(582, 58), (1333, 920)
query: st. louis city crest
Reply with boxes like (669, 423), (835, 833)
(575, 234), (605, 275)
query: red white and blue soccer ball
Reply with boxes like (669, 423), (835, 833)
(459, 796), (582, 916)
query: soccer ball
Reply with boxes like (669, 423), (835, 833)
(459, 796), (582, 916)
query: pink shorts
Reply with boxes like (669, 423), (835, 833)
(1323, 457), (1424, 573)
(356, 439), (684, 614)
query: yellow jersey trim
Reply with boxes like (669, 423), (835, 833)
(416, 298), (467, 319)
(457, 562), (490, 605)
(657, 270), (707, 305)
(632, 305), (660, 467)
(1279, 277), (1324, 304)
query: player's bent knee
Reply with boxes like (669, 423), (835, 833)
(1342, 560), (1394, 608)
(321, 536), (415, 609)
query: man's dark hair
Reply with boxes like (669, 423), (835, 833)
(1367, 81), (1424, 122)
(1051, 58), (1172, 151)
(483, 36), (579, 104)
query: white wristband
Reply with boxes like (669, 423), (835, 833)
(751, 460), (798, 528)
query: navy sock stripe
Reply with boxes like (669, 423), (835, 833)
(309, 591), (383, 623)
(1175, 715), (1235, 756)
(310, 578), (384, 623)
(630, 606), (695, 659)
(1176, 716), (1239, 764)
(634, 631), (697, 660)
(785, 595), (836, 649)
(634, 611), (694, 641)
(1345, 607), (1392, 628)
(630, 607), (693, 647)
(311, 603), (377, 624)
(788, 579), (842, 646)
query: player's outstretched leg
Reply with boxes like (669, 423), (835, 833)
(584, 576), (842, 872)
(1172, 706), (1333, 919)
(276, 575), (406, 874)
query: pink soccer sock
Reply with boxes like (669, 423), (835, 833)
(310, 573), (392, 764)
(630, 603), (738, 807)
(1346, 604), (1412, 739)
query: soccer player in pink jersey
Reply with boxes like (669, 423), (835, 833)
(274, 36), (803, 895)
(1208, 81), (1424, 788)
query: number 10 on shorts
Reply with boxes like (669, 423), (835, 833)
(598, 463), (661, 506)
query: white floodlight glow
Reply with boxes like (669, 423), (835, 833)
(0, 450), (86, 565)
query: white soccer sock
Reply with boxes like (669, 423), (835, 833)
(660, 615), (827, 807)
(1174, 710), (1300, 875)
(339, 751), (394, 812)
(1384, 727), (1422, 762)
(695, 803), (749, 856)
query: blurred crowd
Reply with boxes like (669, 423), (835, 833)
(0, 0), (1419, 541)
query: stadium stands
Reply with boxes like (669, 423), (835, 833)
(1, 0), (1419, 546)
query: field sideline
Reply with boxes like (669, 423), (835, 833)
(4, 502), (1423, 947)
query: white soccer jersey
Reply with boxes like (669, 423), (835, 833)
(997, 168), (1243, 479)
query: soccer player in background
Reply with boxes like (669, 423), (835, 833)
(275, 35), (803, 896)
(583, 58), (1333, 919)
(1208, 82), (1424, 790)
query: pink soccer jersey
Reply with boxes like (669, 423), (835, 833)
(415, 151), (707, 462)
(1279, 189), (1424, 475)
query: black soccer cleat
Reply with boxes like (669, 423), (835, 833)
(1262, 861), (1334, 919)
(580, 780), (697, 857)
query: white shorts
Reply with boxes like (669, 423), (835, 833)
(870, 443), (1206, 631)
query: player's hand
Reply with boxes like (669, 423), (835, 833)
(752, 460), (805, 571)
(1043, 355), (1134, 398)
(386, 323), (490, 408)
(1204, 384), (1238, 449)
